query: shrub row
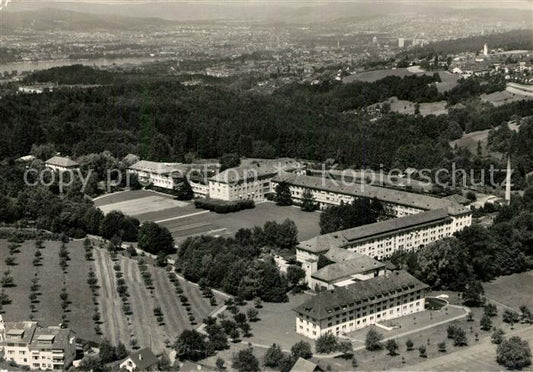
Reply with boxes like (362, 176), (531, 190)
(194, 198), (255, 214)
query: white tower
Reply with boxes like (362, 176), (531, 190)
(483, 43), (488, 56)
(398, 38), (405, 48)
(505, 156), (512, 202)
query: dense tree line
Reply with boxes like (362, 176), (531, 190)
(175, 222), (299, 302)
(1, 67), (532, 174)
(319, 198), (391, 234)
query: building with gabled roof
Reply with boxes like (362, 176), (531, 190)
(0, 317), (76, 370)
(45, 156), (79, 172)
(290, 357), (323, 372)
(310, 254), (386, 290)
(209, 158), (305, 201)
(119, 347), (158, 372)
(297, 207), (468, 262)
(294, 270), (428, 339)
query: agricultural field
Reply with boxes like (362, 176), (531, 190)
(0, 239), (224, 354)
(481, 88), (533, 107)
(449, 122), (519, 156)
(95, 191), (322, 243)
(343, 69), (459, 93)
(377, 97), (448, 116)
(343, 67), (420, 83)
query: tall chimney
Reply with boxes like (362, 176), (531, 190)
(505, 156), (512, 202)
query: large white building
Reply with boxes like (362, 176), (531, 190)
(297, 207), (471, 262)
(208, 158), (305, 201)
(294, 270), (428, 339)
(128, 160), (186, 190)
(271, 173), (469, 217)
(0, 318), (76, 370)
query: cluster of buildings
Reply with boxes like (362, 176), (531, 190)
(263, 172), (471, 339)
(39, 156), (474, 342)
(0, 317), (76, 370)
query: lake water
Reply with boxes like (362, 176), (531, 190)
(0, 56), (168, 75)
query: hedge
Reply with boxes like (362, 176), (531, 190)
(194, 198), (255, 213)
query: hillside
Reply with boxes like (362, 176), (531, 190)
(0, 8), (176, 32)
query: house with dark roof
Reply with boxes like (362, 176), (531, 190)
(290, 357), (323, 372)
(294, 270), (429, 339)
(119, 348), (158, 372)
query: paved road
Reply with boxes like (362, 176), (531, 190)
(401, 325), (533, 371)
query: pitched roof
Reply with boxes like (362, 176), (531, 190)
(210, 158), (303, 184)
(298, 209), (451, 254)
(45, 156), (79, 168)
(272, 174), (469, 215)
(129, 160), (186, 175)
(290, 357), (322, 372)
(341, 208), (450, 243)
(127, 348), (158, 370)
(311, 255), (385, 283)
(323, 247), (361, 262)
(294, 270), (429, 320)
(298, 234), (348, 254)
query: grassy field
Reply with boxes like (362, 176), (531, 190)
(0, 239), (98, 342)
(343, 69), (459, 93)
(96, 191), (322, 243)
(378, 97), (448, 116)
(449, 122), (519, 156)
(0, 239), (223, 354)
(481, 89), (533, 107)
(484, 271), (533, 310)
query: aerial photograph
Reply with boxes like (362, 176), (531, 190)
(0, 0), (532, 370)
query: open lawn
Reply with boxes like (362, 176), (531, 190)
(481, 88), (533, 107)
(449, 122), (519, 156)
(0, 239), (98, 342)
(158, 203), (322, 244)
(378, 97), (448, 116)
(343, 69), (459, 93)
(95, 191), (322, 243)
(484, 270), (533, 310)
(92, 247), (224, 354)
(0, 239), (224, 354)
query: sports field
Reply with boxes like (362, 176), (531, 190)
(95, 191), (322, 243)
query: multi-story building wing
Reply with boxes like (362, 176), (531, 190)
(128, 160), (186, 190)
(0, 319), (76, 371)
(298, 207), (470, 262)
(271, 173), (468, 217)
(293, 270), (429, 339)
(209, 158), (305, 201)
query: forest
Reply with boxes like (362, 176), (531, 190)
(2, 66), (533, 177)
(402, 29), (533, 59)
(391, 187), (533, 293)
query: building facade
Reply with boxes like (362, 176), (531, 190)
(297, 207), (471, 263)
(0, 318), (76, 371)
(294, 271), (428, 339)
(209, 158), (305, 201)
(45, 156), (80, 173)
(128, 160), (186, 190)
